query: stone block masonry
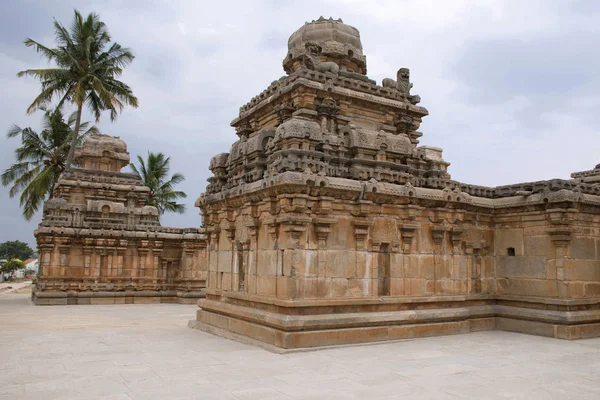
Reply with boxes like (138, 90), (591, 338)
(33, 134), (207, 305)
(190, 17), (600, 350)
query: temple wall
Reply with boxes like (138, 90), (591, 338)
(204, 199), (497, 303)
(494, 213), (559, 299)
(196, 188), (600, 347)
(494, 210), (600, 300)
(34, 232), (207, 305)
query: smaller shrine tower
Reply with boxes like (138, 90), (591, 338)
(33, 133), (207, 305)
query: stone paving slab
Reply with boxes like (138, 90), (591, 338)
(1, 293), (600, 399)
(0, 281), (32, 294)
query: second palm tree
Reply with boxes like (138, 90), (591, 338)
(130, 152), (187, 218)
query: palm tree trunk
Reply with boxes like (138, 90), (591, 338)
(65, 103), (83, 170)
(49, 178), (56, 199)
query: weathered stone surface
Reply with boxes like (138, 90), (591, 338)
(190, 17), (600, 349)
(33, 134), (207, 305)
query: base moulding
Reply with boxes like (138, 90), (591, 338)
(32, 290), (205, 305)
(190, 300), (600, 351)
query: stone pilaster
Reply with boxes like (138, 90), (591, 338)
(313, 217), (336, 249)
(399, 223), (418, 253)
(352, 219), (371, 251)
(280, 216), (311, 249)
(265, 218), (280, 247)
(431, 224), (447, 246)
(152, 241), (163, 282)
(450, 226), (466, 253)
(116, 240), (127, 277)
(56, 238), (70, 277)
(38, 242), (53, 277)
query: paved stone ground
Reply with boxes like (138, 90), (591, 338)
(1, 293), (600, 400)
(0, 280), (32, 294)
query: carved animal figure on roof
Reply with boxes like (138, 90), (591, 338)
(397, 68), (421, 105)
(382, 77), (397, 89)
(304, 43), (339, 75)
(382, 68), (421, 105)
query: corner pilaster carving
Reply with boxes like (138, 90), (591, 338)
(546, 209), (574, 246)
(208, 227), (220, 251)
(316, 197), (335, 215)
(351, 200), (372, 217)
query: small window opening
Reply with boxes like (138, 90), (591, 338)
(507, 247), (516, 256)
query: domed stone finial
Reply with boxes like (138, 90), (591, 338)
(283, 18), (366, 75)
(75, 133), (130, 172)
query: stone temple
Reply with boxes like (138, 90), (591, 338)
(33, 134), (207, 305)
(33, 17), (600, 350)
(188, 17), (600, 350)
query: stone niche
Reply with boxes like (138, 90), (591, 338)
(33, 133), (208, 305)
(191, 17), (600, 350)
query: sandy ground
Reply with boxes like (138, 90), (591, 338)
(0, 280), (32, 294)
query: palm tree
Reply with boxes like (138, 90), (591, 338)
(1, 108), (98, 220)
(17, 9), (138, 169)
(130, 152), (187, 217)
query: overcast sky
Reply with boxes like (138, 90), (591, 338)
(1, 0), (599, 247)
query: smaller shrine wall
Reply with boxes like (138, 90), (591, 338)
(37, 235), (206, 282)
(34, 229), (208, 305)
